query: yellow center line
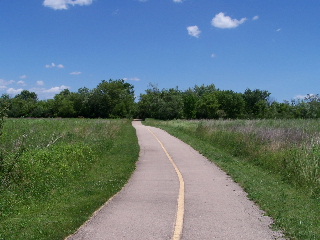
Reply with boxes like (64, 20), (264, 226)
(148, 128), (185, 240)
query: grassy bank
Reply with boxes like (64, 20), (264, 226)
(145, 119), (320, 240)
(0, 118), (139, 240)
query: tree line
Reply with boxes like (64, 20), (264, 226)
(0, 79), (319, 120)
(0, 80), (135, 119)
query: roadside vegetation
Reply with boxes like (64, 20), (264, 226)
(1, 80), (320, 120)
(145, 119), (320, 240)
(1, 80), (320, 239)
(0, 79), (136, 119)
(138, 84), (320, 120)
(0, 118), (139, 240)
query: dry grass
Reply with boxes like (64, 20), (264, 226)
(195, 119), (320, 196)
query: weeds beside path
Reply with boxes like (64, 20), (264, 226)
(144, 119), (320, 240)
(0, 119), (139, 240)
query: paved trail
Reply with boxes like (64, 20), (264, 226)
(67, 121), (283, 240)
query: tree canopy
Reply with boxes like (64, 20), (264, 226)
(1, 80), (319, 120)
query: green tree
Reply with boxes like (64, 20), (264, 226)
(90, 79), (135, 118)
(73, 87), (92, 117)
(8, 91), (38, 117)
(138, 86), (183, 120)
(15, 90), (38, 101)
(266, 101), (294, 119)
(0, 94), (10, 118)
(53, 89), (76, 117)
(0, 97), (9, 136)
(182, 89), (198, 119)
(243, 89), (271, 118)
(32, 100), (55, 118)
(195, 93), (219, 119)
(293, 94), (320, 118)
(304, 94), (320, 118)
(138, 84), (161, 119)
(181, 84), (217, 119)
(158, 88), (183, 120)
(214, 90), (245, 119)
(193, 84), (217, 96)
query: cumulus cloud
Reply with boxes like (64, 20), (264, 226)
(295, 95), (306, 99)
(212, 12), (247, 29)
(30, 85), (70, 99)
(43, 0), (93, 10)
(19, 75), (27, 79)
(0, 79), (15, 86)
(46, 63), (56, 68)
(124, 77), (141, 81)
(0, 79), (15, 90)
(295, 94), (315, 100)
(45, 63), (65, 68)
(43, 85), (70, 93)
(173, 0), (184, 3)
(17, 80), (26, 86)
(252, 15), (259, 21)
(187, 25), (201, 38)
(70, 71), (82, 75)
(37, 81), (45, 86)
(7, 88), (23, 95)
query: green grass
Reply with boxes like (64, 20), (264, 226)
(144, 119), (320, 240)
(0, 118), (139, 240)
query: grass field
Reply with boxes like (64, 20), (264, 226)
(145, 119), (320, 240)
(0, 118), (139, 240)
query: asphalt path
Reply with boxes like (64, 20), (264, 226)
(67, 121), (284, 240)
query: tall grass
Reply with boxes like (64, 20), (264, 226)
(194, 119), (320, 196)
(145, 119), (320, 239)
(0, 119), (139, 240)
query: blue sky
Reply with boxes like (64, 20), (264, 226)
(0, 0), (319, 101)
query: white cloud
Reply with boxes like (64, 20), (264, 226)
(276, 28), (281, 32)
(187, 25), (201, 38)
(43, 0), (93, 10)
(252, 15), (259, 21)
(30, 85), (70, 99)
(19, 75), (27, 79)
(70, 71), (82, 75)
(295, 95), (305, 99)
(295, 94), (314, 100)
(212, 12), (247, 29)
(43, 0), (68, 10)
(173, 0), (184, 3)
(45, 63), (64, 68)
(112, 9), (119, 15)
(7, 88), (23, 95)
(124, 77), (141, 81)
(43, 85), (70, 93)
(17, 80), (26, 86)
(45, 63), (56, 68)
(37, 81), (45, 86)
(0, 79), (15, 87)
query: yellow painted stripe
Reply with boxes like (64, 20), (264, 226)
(148, 128), (185, 240)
